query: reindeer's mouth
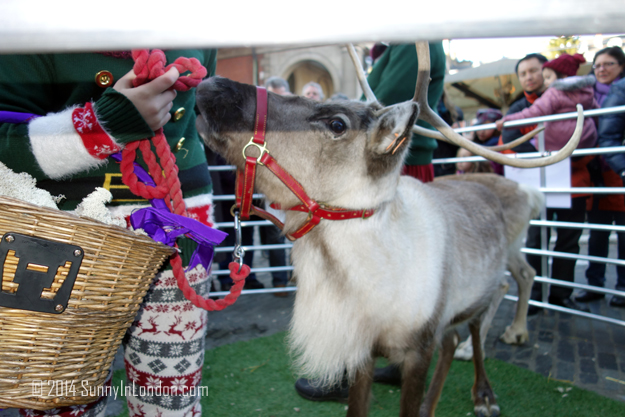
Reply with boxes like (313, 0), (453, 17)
(195, 76), (257, 140)
(195, 112), (224, 156)
(195, 112), (211, 139)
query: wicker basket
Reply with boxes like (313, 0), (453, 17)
(0, 196), (175, 410)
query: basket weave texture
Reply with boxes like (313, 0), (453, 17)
(0, 196), (174, 410)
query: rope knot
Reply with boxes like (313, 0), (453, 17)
(131, 49), (207, 91)
(229, 262), (251, 282)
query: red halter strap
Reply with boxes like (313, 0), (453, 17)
(234, 86), (376, 241)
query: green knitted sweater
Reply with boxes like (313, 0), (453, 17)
(367, 43), (446, 166)
(0, 50), (216, 210)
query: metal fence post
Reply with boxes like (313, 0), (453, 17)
(537, 123), (549, 304)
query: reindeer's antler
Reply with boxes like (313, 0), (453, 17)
(408, 117), (541, 152)
(487, 126), (544, 152)
(348, 44), (382, 109)
(348, 44), (439, 132)
(348, 43), (529, 150)
(413, 41), (583, 168)
(347, 43), (583, 168)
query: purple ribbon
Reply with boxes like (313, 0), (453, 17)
(109, 157), (226, 273)
(0, 111), (40, 124)
(130, 207), (227, 271)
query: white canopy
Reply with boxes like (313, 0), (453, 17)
(1, 0), (624, 53)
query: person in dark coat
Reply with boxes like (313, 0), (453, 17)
(434, 91), (463, 177)
(577, 76), (625, 308)
(503, 53), (590, 315)
(501, 53), (548, 152)
(366, 42), (446, 183)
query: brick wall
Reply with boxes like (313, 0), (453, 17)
(215, 55), (256, 84)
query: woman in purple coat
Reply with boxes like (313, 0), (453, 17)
(577, 46), (625, 307)
(495, 53), (598, 151)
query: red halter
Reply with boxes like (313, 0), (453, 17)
(234, 86), (376, 241)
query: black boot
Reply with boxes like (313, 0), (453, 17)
(373, 364), (401, 385)
(610, 295), (625, 307)
(549, 296), (590, 312)
(294, 377), (349, 403)
(575, 290), (605, 302)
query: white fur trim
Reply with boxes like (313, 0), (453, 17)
(552, 74), (596, 91)
(184, 193), (214, 209)
(29, 107), (106, 179)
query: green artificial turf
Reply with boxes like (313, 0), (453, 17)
(111, 331), (625, 416)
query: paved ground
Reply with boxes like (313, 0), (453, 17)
(483, 245), (625, 403)
(3, 235), (624, 416)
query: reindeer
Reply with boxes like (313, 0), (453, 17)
(195, 43), (583, 417)
(188, 314), (207, 340)
(164, 316), (186, 340)
(136, 316), (161, 337)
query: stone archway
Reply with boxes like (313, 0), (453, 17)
(263, 45), (358, 100)
(284, 60), (334, 100)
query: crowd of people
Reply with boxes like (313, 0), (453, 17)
(493, 47), (625, 312)
(449, 48), (625, 313)
(1, 42), (624, 415)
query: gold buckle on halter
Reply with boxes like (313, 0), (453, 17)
(242, 136), (269, 165)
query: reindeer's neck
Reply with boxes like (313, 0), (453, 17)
(286, 189), (448, 383)
(286, 197), (397, 286)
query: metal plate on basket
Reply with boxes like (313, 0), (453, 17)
(0, 232), (83, 314)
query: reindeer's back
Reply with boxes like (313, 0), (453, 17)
(434, 173), (544, 245)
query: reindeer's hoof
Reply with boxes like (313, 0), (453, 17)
(474, 403), (500, 417)
(500, 325), (528, 345)
(454, 339), (474, 361)
(473, 386), (499, 417)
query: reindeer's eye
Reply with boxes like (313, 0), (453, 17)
(328, 118), (347, 135)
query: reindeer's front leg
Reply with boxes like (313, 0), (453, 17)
(419, 329), (460, 417)
(346, 358), (375, 417)
(400, 338), (436, 417)
(469, 319), (500, 417)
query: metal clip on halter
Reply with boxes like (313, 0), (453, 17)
(232, 209), (246, 273)
(243, 136), (269, 165)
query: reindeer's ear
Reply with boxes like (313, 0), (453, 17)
(369, 102), (419, 155)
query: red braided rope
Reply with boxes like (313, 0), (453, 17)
(119, 49), (246, 311)
(171, 255), (250, 311)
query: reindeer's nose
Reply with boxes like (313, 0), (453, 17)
(195, 77), (231, 121)
(195, 76), (257, 135)
(196, 76), (245, 112)
(196, 76), (225, 100)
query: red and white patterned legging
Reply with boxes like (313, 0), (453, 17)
(20, 265), (210, 417)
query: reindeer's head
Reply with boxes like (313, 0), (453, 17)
(196, 76), (419, 210)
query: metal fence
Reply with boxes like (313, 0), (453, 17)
(439, 105), (625, 326)
(207, 105), (625, 327)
